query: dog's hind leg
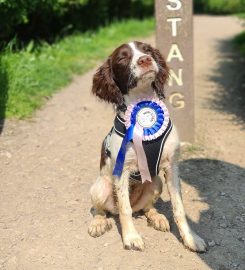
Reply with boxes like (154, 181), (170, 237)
(132, 176), (170, 232)
(165, 162), (207, 252)
(88, 172), (115, 237)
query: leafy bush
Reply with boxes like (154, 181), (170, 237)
(0, 18), (154, 119)
(194, 0), (245, 14)
(234, 31), (245, 56)
(0, 0), (154, 49)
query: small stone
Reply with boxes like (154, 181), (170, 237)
(219, 192), (226, 196)
(235, 216), (244, 222)
(231, 262), (239, 268)
(1, 151), (12, 158)
(215, 240), (221, 246)
(42, 185), (51, 189)
(220, 223), (227, 228)
(238, 237), (245, 242)
(208, 240), (216, 247)
(103, 242), (109, 247)
(6, 151), (12, 158)
(160, 249), (169, 253)
(174, 253), (183, 258)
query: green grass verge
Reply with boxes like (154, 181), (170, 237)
(233, 13), (245, 57)
(235, 12), (245, 19)
(234, 31), (245, 56)
(0, 18), (154, 119)
(194, 0), (245, 14)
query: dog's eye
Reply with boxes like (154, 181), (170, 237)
(117, 50), (130, 62)
(143, 46), (151, 54)
(117, 56), (127, 62)
(118, 57), (125, 62)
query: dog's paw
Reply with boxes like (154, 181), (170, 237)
(182, 231), (207, 253)
(123, 232), (145, 251)
(88, 216), (113, 237)
(147, 212), (170, 232)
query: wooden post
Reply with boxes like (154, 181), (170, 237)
(155, 0), (194, 142)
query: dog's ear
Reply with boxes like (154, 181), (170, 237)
(151, 48), (169, 99)
(92, 57), (123, 105)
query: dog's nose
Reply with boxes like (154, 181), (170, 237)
(137, 55), (152, 66)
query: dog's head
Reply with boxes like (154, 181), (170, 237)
(92, 41), (169, 107)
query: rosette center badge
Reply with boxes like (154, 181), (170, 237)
(136, 108), (157, 128)
(125, 98), (170, 141)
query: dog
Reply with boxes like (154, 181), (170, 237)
(88, 41), (207, 252)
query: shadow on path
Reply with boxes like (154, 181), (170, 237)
(207, 38), (245, 126)
(156, 158), (245, 270)
(104, 158), (245, 269)
(0, 56), (8, 134)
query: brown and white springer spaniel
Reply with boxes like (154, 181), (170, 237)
(88, 41), (207, 252)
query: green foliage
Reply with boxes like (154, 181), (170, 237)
(234, 31), (245, 56)
(194, 0), (245, 14)
(236, 13), (245, 19)
(0, 18), (154, 119)
(194, 0), (207, 13)
(0, 0), (154, 48)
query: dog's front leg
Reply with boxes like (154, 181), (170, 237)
(115, 170), (145, 251)
(165, 163), (207, 252)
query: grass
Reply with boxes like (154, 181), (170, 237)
(234, 31), (245, 56)
(235, 12), (245, 19)
(233, 13), (245, 56)
(194, 0), (245, 14)
(0, 18), (155, 119)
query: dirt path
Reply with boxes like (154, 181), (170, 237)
(0, 16), (244, 270)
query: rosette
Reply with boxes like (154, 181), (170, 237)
(113, 97), (170, 183)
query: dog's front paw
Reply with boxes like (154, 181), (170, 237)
(123, 232), (145, 251)
(182, 231), (207, 253)
(88, 216), (113, 237)
(147, 212), (170, 232)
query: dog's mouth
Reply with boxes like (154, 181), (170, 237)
(138, 69), (156, 81)
(142, 69), (155, 75)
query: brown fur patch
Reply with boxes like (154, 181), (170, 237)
(100, 142), (107, 170)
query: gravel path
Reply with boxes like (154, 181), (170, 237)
(0, 16), (244, 270)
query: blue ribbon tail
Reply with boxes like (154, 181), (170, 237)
(113, 125), (134, 178)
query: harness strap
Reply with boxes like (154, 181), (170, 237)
(113, 115), (173, 181)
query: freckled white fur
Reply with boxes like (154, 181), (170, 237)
(128, 41), (159, 81)
(128, 42), (147, 77)
(123, 42), (160, 107)
(89, 41), (207, 252)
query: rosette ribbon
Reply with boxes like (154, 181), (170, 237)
(112, 98), (169, 183)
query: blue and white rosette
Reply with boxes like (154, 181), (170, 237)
(113, 97), (170, 183)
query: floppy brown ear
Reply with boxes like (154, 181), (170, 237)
(92, 57), (123, 105)
(151, 48), (169, 99)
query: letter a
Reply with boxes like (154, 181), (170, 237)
(167, 44), (184, 62)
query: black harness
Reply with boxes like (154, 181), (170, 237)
(103, 115), (173, 182)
